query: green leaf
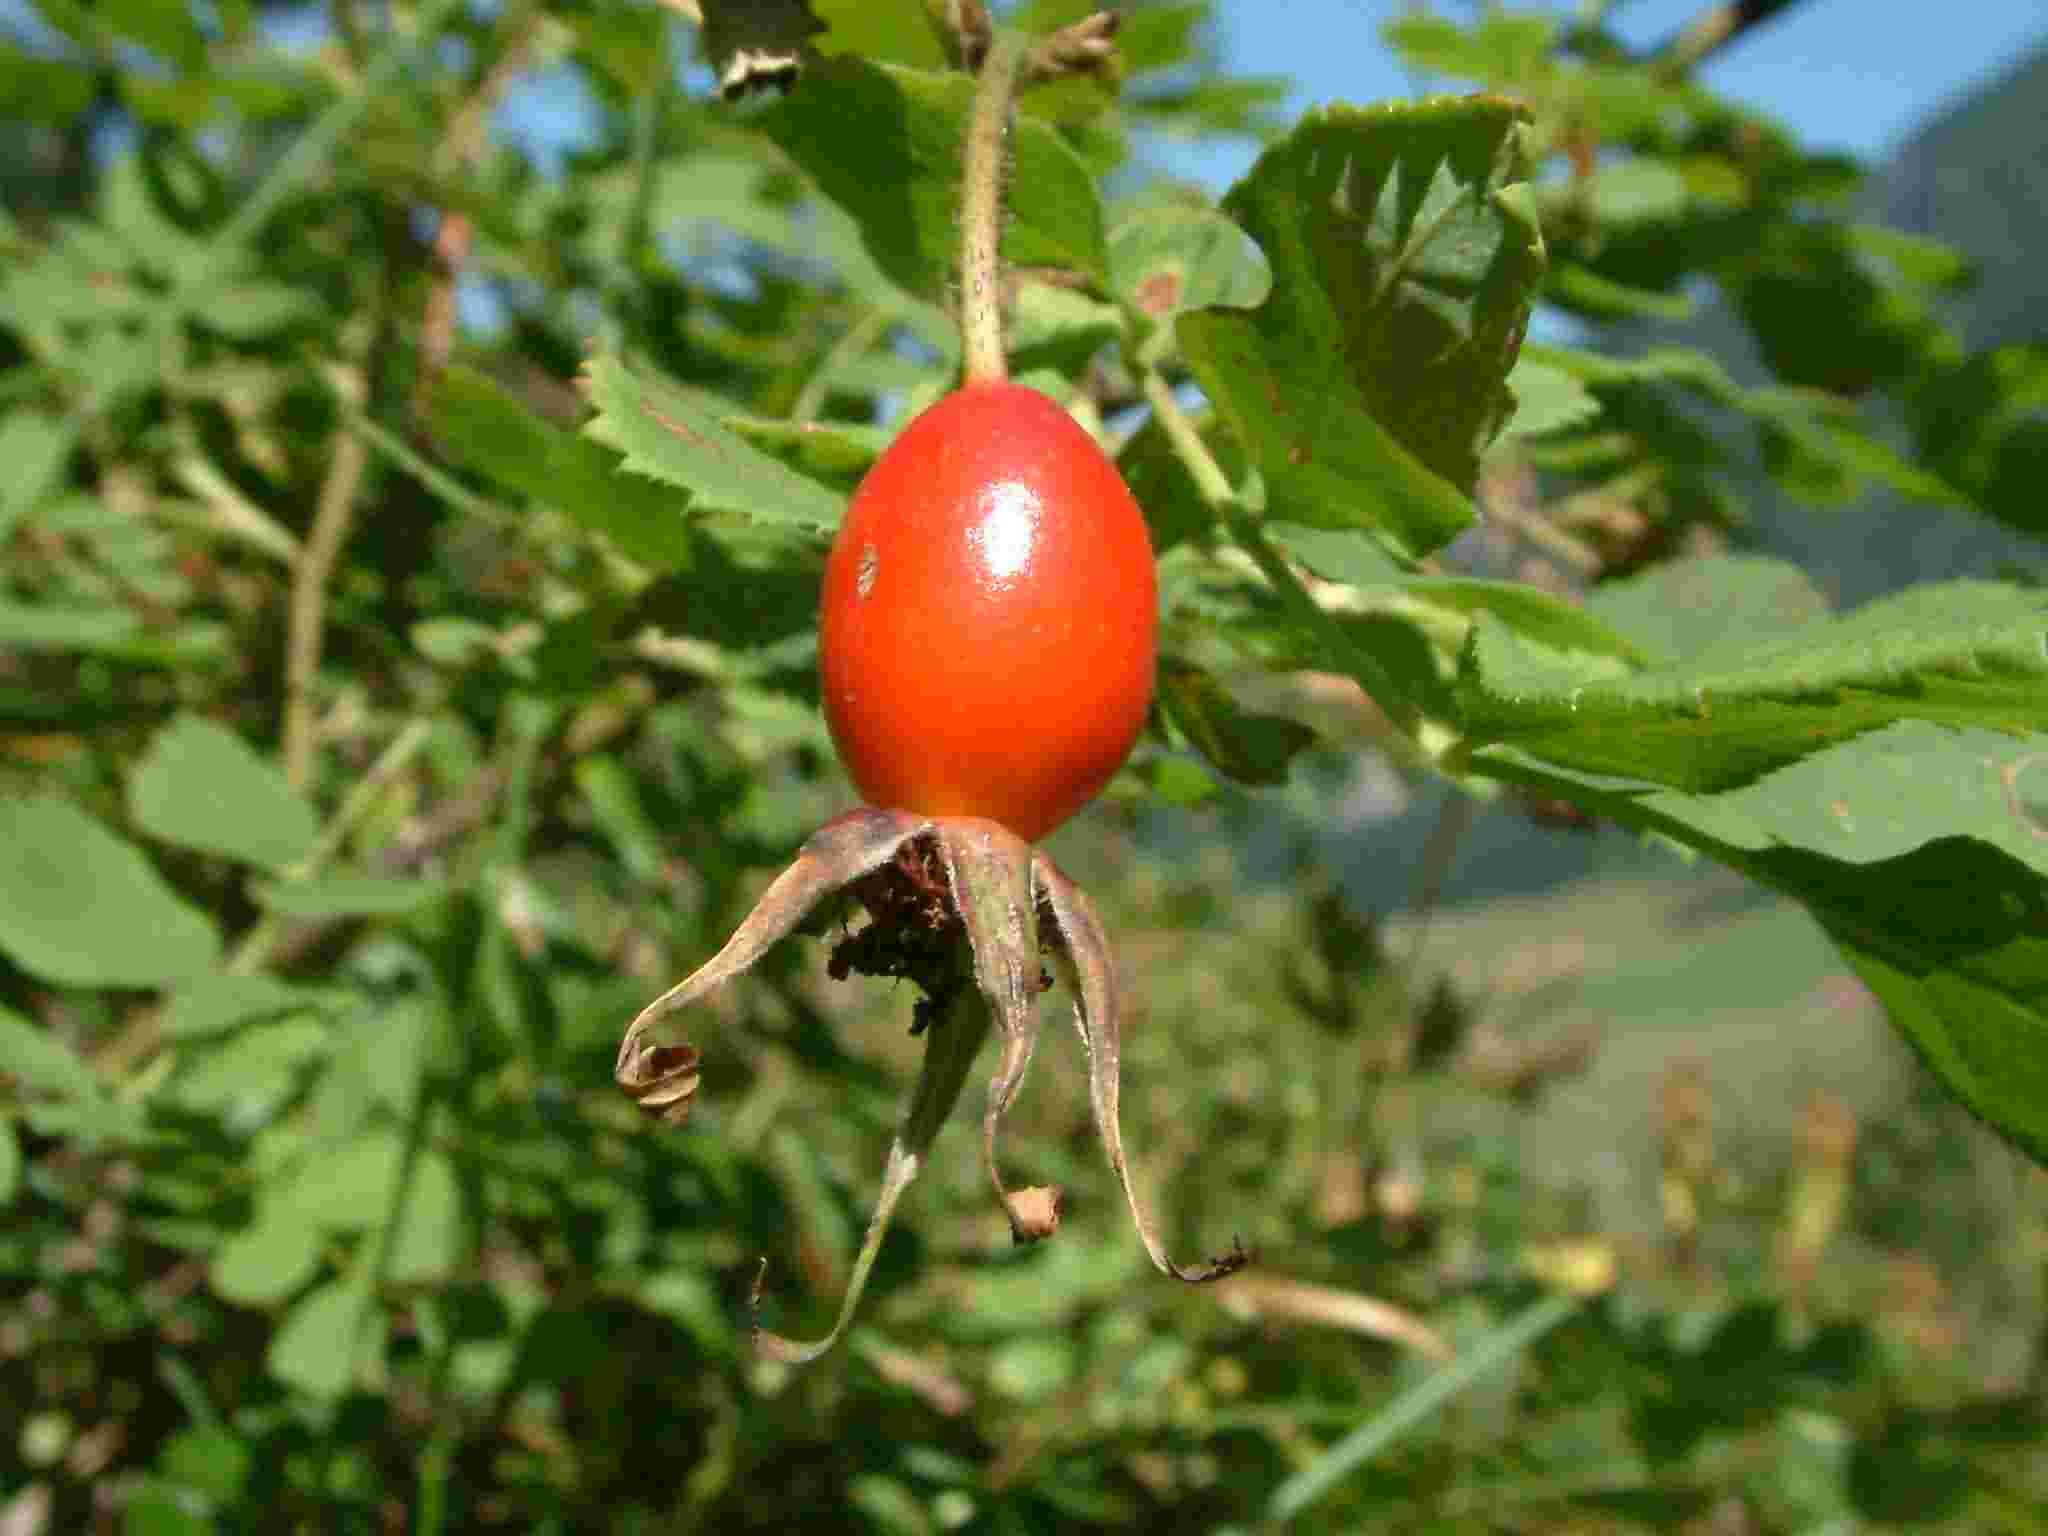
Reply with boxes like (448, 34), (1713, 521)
(0, 796), (221, 987)
(0, 1118), (20, 1206)
(385, 1149), (462, 1284)
(253, 875), (447, 919)
(188, 281), (320, 339)
(268, 1276), (377, 1398)
(1159, 661), (1318, 786)
(720, 416), (890, 495)
(164, 974), (328, 1039)
(1107, 205), (1270, 362)
(1271, 525), (1649, 667)
(1545, 263), (1695, 323)
(0, 600), (141, 654)
(210, 1210), (325, 1305)
(157, 1427), (253, 1504)
(314, 997), (438, 1134)
(581, 354), (847, 535)
(170, 1017), (329, 1119)
(1460, 581), (2048, 793)
(129, 716), (319, 871)
(1808, 840), (2048, 1166)
(0, 46), (94, 127)
(1498, 358), (1601, 440)
(1910, 343), (2048, 538)
(1183, 95), (1545, 557)
(98, 0), (208, 72)
(1583, 555), (1829, 666)
(812, 0), (945, 68)
(430, 366), (696, 569)
(278, 1126), (407, 1230)
(755, 54), (1108, 301)
(0, 411), (70, 543)
(0, 1007), (137, 1145)
(1007, 282), (1123, 377)
(1583, 158), (1689, 226)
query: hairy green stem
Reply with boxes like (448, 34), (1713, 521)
(959, 30), (1030, 385)
(1141, 368), (1235, 507)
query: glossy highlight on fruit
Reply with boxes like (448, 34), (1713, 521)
(819, 382), (1157, 843)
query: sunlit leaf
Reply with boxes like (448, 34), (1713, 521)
(0, 797), (221, 987)
(129, 715), (319, 872)
(755, 54), (1108, 301)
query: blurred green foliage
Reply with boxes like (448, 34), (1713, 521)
(2, 1), (2046, 1532)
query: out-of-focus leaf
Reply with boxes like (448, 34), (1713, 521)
(1381, 11), (1559, 84)
(755, 54), (1108, 301)
(0, 1119), (18, 1206)
(164, 975), (328, 1039)
(1583, 159), (1689, 226)
(253, 875), (448, 919)
(170, 1017), (328, 1119)
(211, 1210), (325, 1305)
(1007, 282), (1122, 377)
(430, 366), (697, 569)
(1498, 358), (1601, 440)
(0, 411), (70, 542)
(1911, 343), (2048, 537)
(0, 46), (94, 125)
(157, 1427), (252, 1505)
(1545, 263), (1695, 322)
(1159, 662), (1317, 786)
(98, 0), (207, 71)
(812, 0), (943, 68)
(277, 1126), (406, 1230)
(385, 1149), (463, 1284)
(129, 715), (319, 872)
(1184, 95), (1545, 557)
(0, 1007), (106, 1109)
(0, 602), (139, 653)
(0, 797), (221, 987)
(1584, 555), (1829, 665)
(189, 282), (320, 339)
(582, 354), (846, 535)
(268, 1276), (377, 1398)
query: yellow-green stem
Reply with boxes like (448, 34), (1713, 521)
(959, 30), (1030, 385)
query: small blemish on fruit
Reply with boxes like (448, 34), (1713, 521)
(1288, 441), (1311, 466)
(857, 542), (878, 599)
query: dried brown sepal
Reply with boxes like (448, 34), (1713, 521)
(616, 807), (934, 1121)
(1032, 853), (1249, 1284)
(936, 818), (1059, 1244)
(754, 982), (992, 1363)
(1003, 1183), (1064, 1241)
(618, 1042), (702, 1126)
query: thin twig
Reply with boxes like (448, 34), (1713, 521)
(1140, 368), (1234, 507)
(789, 308), (895, 424)
(283, 371), (371, 791)
(1653, 0), (1804, 77)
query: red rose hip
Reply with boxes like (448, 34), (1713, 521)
(819, 381), (1157, 842)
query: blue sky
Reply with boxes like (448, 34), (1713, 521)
(1196, 0), (2048, 183)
